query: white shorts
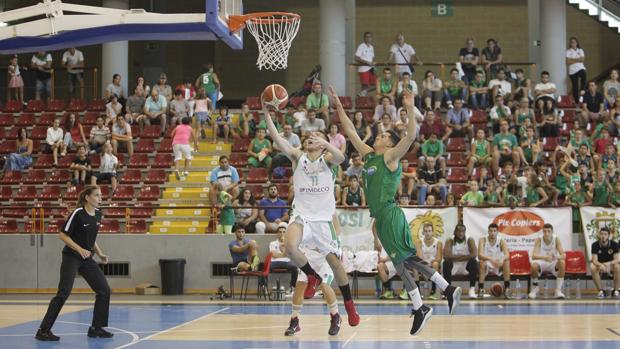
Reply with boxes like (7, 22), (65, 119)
(297, 247), (334, 285)
(292, 216), (340, 256)
(485, 260), (502, 277)
(385, 260), (397, 280)
(535, 259), (558, 276)
(172, 143), (193, 161)
(452, 261), (469, 276)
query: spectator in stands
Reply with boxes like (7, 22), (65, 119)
(589, 169), (611, 206)
(422, 70), (443, 111)
(443, 224), (478, 299)
(515, 97), (536, 132)
(271, 123), (301, 170)
(215, 183), (234, 234)
(373, 96), (398, 123)
(528, 224), (566, 299)
(345, 152), (365, 185)
(490, 94), (511, 134)
(396, 158), (416, 199)
(256, 184), (289, 234)
(269, 225), (299, 295)
(229, 225), (260, 271)
(341, 175), (366, 207)
(175, 78), (196, 117)
(105, 94), (123, 126)
(534, 71), (557, 108)
(488, 69), (512, 106)
(126, 86), (146, 126)
(539, 99), (560, 138)
(232, 103), (250, 139)
(590, 227), (620, 298)
(46, 119), (66, 166)
(3, 128), (32, 171)
(397, 72), (418, 108)
(61, 47), (85, 100)
(300, 109), (326, 138)
(566, 180), (590, 209)
(31, 51), (52, 102)
(328, 124), (347, 165)
(136, 76), (150, 97)
(524, 173), (548, 207)
(63, 113), (87, 153)
(469, 71), (489, 110)
(399, 194), (411, 206)
(444, 69), (468, 109)
(374, 114), (394, 137)
(282, 104), (297, 128)
(481, 38), (504, 79)
(459, 38), (479, 84)
(417, 156), (447, 205)
(566, 37), (587, 104)
(574, 143), (594, 169)
(513, 69), (532, 103)
(143, 89), (168, 134)
(7, 55), (24, 106)
(110, 114), (133, 157)
(519, 125), (541, 166)
(70, 145), (91, 185)
(169, 90), (191, 129)
(194, 88), (213, 140)
(375, 67), (397, 104)
(446, 99), (472, 139)
(210, 155), (240, 204)
(478, 223), (511, 298)
(170, 116), (197, 179)
(609, 181), (620, 207)
(293, 104), (307, 134)
(89, 116), (110, 154)
(355, 31), (375, 97)
(419, 110), (446, 142)
(248, 128), (272, 169)
(603, 70), (620, 108)
(388, 33), (421, 77)
(492, 119), (520, 176)
(195, 63), (220, 110)
(234, 188), (258, 234)
(105, 74), (126, 105)
(467, 129), (491, 176)
(602, 144), (618, 170)
(579, 81), (607, 128)
(153, 73), (172, 102)
(485, 179), (502, 206)
(593, 128), (613, 165)
(306, 81), (330, 124)
(419, 133), (446, 176)
(460, 180), (484, 206)
(395, 107), (422, 139)
(90, 142), (118, 194)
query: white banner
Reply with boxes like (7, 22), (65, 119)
(579, 206), (620, 260)
(463, 207), (573, 255)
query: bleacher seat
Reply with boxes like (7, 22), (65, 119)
(562, 109), (575, 123)
(0, 220), (19, 234)
(23, 170), (46, 184)
(1, 171), (22, 184)
(38, 112), (57, 126)
(275, 184), (289, 199)
(37, 186), (61, 201)
(0, 187), (13, 200)
(7, 127), (19, 139)
(131, 205), (154, 218)
(64, 185), (82, 201)
(229, 152), (248, 167)
(157, 139), (173, 153)
(245, 96), (261, 110)
(31, 126), (48, 140)
(0, 113), (13, 126)
(450, 183), (467, 199)
(152, 154), (173, 168)
(446, 167), (467, 182)
(128, 154), (149, 168)
(3, 100), (22, 113)
(246, 184), (264, 199)
(46, 219), (63, 234)
(99, 186), (111, 200)
(58, 155), (76, 168)
(470, 110), (488, 124)
(447, 137), (466, 152)
(3, 207), (28, 218)
(15, 113), (36, 127)
(48, 170), (71, 184)
(289, 95), (306, 108)
(510, 250), (531, 277)
(247, 168), (268, 183)
(25, 99), (44, 112)
(0, 127), (4, 139)
(557, 95), (575, 108)
(105, 204), (125, 217)
(112, 186), (135, 201)
(145, 169), (166, 184)
(565, 250), (587, 277)
(135, 139), (155, 153)
(271, 167), (292, 183)
(87, 99), (107, 111)
(339, 96), (353, 109)
(121, 169), (142, 184)
(560, 122), (574, 137)
(90, 155), (101, 168)
(355, 96), (375, 109)
(126, 220), (147, 234)
(446, 152), (467, 167)
(137, 186), (161, 201)
(232, 138), (250, 153)
(404, 151), (418, 163)
(542, 137), (559, 151)
(0, 141), (15, 154)
(67, 99), (87, 112)
(46, 99), (65, 112)
(99, 220), (120, 234)
(141, 125), (161, 138)
(82, 111), (100, 125)
(14, 186), (37, 201)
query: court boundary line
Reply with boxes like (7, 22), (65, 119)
(57, 320), (140, 342)
(606, 328), (620, 337)
(114, 306), (229, 349)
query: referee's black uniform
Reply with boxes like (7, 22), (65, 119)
(39, 207), (111, 332)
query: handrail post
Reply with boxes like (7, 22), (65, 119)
(50, 68), (55, 101)
(93, 67), (98, 100)
(40, 207), (44, 234)
(125, 207), (131, 233)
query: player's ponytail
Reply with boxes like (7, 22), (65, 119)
(77, 185), (100, 207)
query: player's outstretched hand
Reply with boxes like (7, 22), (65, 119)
(327, 85), (342, 107)
(308, 134), (330, 149)
(402, 89), (414, 109)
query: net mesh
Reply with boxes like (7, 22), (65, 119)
(246, 14), (300, 71)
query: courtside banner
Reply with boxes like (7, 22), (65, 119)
(337, 207), (459, 253)
(463, 207), (573, 254)
(579, 206), (620, 260)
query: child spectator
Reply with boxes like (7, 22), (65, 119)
(46, 119), (66, 166)
(608, 181), (620, 208)
(232, 103), (250, 139)
(194, 88), (213, 140)
(7, 55), (24, 105)
(443, 68), (468, 109)
(589, 170), (611, 206)
(446, 192), (456, 207)
(90, 142), (118, 194)
(485, 179), (502, 206)
(399, 194), (411, 206)
(214, 106), (231, 143)
(525, 173), (548, 207)
(514, 97), (536, 131)
(467, 129), (491, 176)
(341, 176), (366, 207)
(469, 71), (489, 110)
(461, 180), (484, 207)
(539, 99), (560, 138)
(398, 158), (416, 199)
(519, 125), (541, 167)
(513, 69), (532, 103)
(248, 128), (272, 168)
(171, 116), (198, 179)
(69, 145), (91, 185)
(215, 183), (235, 234)
(169, 89), (191, 129)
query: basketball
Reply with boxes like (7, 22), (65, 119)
(261, 84), (289, 110)
(490, 283), (503, 298)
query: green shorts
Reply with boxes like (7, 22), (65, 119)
(374, 205), (416, 265)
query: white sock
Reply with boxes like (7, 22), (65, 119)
(409, 288), (423, 311)
(430, 272), (449, 291)
(328, 301), (338, 315)
(556, 277), (564, 290)
(292, 304), (302, 318)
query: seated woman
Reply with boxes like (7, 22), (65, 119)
(233, 188), (259, 234)
(247, 128), (272, 168)
(3, 128), (33, 171)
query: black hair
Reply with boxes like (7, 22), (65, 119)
(237, 188), (256, 206)
(17, 127), (27, 142)
(113, 73), (120, 80)
(543, 223), (553, 230)
(450, 68), (459, 74)
(487, 38), (497, 44)
(383, 67), (392, 72)
(363, 31), (372, 37)
(425, 70), (434, 78)
(174, 89), (182, 96)
(402, 72), (411, 77)
(268, 184), (278, 190)
(488, 223), (499, 230)
(541, 71), (550, 77)
(387, 129), (401, 146)
(515, 68), (524, 74)
(233, 223), (245, 232)
(181, 116), (191, 125)
(219, 155), (229, 161)
(453, 223), (466, 242)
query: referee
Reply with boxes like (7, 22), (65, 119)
(36, 186), (113, 341)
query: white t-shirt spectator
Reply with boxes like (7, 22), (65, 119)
(566, 48), (586, 75)
(113, 122), (131, 137)
(397, 80), (418, 96)
(355, 43), (374, 73)
(100, 153), (118, 174)
(534, 82), (557, 100)
(490, 105), (512, 120)
(373, 104), (398, 123)
(280, 132), (301, 149)
(488, 79), (512, 96)
(293, 111), (306, 129)
(106, 83), (124, 99)
(31, 54), (52, 69)
(106, 102), (123, 118)
(390, 43), (416, 74)
(61, 49), (84, 74)
(269, 240), (290, 263)
(46, 127), (63, 145)
(301, 118), (326, 133)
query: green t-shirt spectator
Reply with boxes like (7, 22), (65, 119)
(461, 191), (484, 206)
(493, 133), (518, 150)
(470, 79), (486, 89)
(306, 93), (329, 110)
(422, 139), (445, 157)
(445, 79), (466, 99)
(250, 138), (271, 154)
(592, 180), (609, 205)
(473, 139), (490, 158)
(486, 191), (500, 204)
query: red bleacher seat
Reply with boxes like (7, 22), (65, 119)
(135, 139), (155, 153)
(565, 250), (587, 276)
(112, 186), (135, 201)
(152, 154), (173, 168)
(339, 96), (353, 109)
(562, 109), (575, 123)
(126, 220), (147, 234)
(67, 99), (87, 112)
(128, 154), (149, 168)
(446, 152), (467, 167)
(275, 184), (289, 199)
(404, 151), (418, 163)
(14, 186), (36, 201)
(509, 251), (531, 276)
(450, 183), (467, 199)
(48, 170), (72, 184)
(7, 127), (19, 139)
(90, 155), (101, 168)
(0, 220), (19, 234)
(229, 152), (248, 167)
(157, 139), (172, 152)
(25, 99), (44, 112)
(34, 155), (54, 168)
(1, 171), (22, 184)
(37, 186), (61, 201)
(64, 185), (83, 201)
(145, 169), (166, 184)
(82, 111), (100, 125)
(121, 169), (142, 184)
(45, 219), (64, 234)
(99, 220), (120, 234)
(46, 99), (65, 112)
(542, 137), (559, 151)
(271, 167), (292, 183)
(87, 99), (107, 111)
(105, 204), (125, 217)
(3, 207), (28, 217)
(0, 127), (4, 139)
(0, 113), (13, 126)
(0, 141), (15, 153)
(3, 100), (22, 113)
(447, 137), (466, 152)
(0, 187), (13, 200)
(289, 95), (306, 108)
(58, 155), (76, 168)
(245, 96), (262, 110)
(470, 110), (488, 124)
(447, 167), (468, 182)
(557, 95), (575, 108)
(116, 153), (126, 167)
(38, 112), (57, 126)
(232, 138), (250, 153)
(246, 184), (264, 199)
(356, 96), (375, 109)
(141, 125), (161, 138)
(560, 122), (574, 137)
(247, 168), (268, 183)
(130, 205), (154, 218)
(15, 113), (36, 127)
(23, 170), (46, 184)
(137, 186), (161, 201)
(99, 186), (111, 200)
(31, 126), (48, 140)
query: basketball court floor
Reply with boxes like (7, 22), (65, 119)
(0, 295), (619, 349)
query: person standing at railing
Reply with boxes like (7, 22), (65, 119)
(387, 34), (422, 77)
(354, 31), (375, 97)
(458, 38), (479, 84)
(481, 38), (504, 79)
(31, 51), (52, 102)
(62, 47), (85, 100)
(7, 55), (24, 106)
(566, 37), (587, 104)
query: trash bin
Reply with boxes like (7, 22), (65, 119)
(159, 258), (186, 295)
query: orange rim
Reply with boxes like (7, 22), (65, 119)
(229, 12), (300, 33)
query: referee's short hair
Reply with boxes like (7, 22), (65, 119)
(543, 223), (553, 230)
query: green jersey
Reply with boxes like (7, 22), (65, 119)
(593, 181), (609, 205)
(461, 191), (484, 206)
(198, 72), (217, 94)
(525, 187), (540, 205)
(218, 191), (235, 225)
(422, 140), (444, 157)
(474, 139), (490, 158)
(363, 153), (400, 216)
(493, 133), (518, 150)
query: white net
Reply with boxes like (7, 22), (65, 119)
(246, 14), (300, 71)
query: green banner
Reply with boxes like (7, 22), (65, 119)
(432, 0), (453, 17)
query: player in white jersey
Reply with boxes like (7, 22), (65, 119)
(529, 224), (566, 299)
(416, 223), (443, 299)
(478, 223), (511, 298)
(443, 224), (479, 298)
(263, 105), (360, 327)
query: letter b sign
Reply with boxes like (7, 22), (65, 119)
(432, 0), (453, 17)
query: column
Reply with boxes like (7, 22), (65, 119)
(540, 0), (567, 95)
(345, 0), (356, 98)
(319, 0), (346, 95)
(101, 0), (129, 98)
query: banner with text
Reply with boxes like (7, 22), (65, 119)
(579, 206), (620, 260)
(463, 207), (573, 254)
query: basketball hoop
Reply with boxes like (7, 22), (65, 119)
(229, 12), (300, 71)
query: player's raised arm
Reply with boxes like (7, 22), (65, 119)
(328, 85), (373, 157)
(310, 134), (345, 166)
(263, 105), (302, 160)
(385, 90), (417, 164)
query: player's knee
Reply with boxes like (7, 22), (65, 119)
(590, 263), (598, 272)
(249, 240), (258, 248)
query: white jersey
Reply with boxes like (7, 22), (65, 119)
(483, 237), (504, 260)
(452, 238), (469, 257)
(539, 235), (558, 260)
(291, 153), (335, 221)
(421, 238), (439, 263)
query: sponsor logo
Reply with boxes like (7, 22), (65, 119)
(365, 166), (377, 176)
(492, 210), (544, 236)
(299, 187), (331, 193)
(409, 210), (445, 245)
(585, 210), (620, 243)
